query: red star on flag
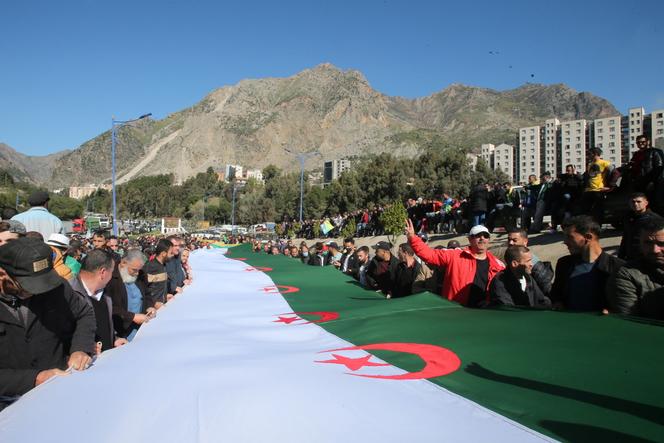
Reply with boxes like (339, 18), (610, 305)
(273, 316), (301, 324)
(316, 354), (391, 371)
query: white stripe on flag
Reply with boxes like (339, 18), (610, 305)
(0, 249), (556, 443)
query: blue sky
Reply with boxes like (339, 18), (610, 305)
(1, 0), (662, 156)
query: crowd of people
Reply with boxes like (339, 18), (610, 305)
(256, 205), (664, 320)
(0, 190), (209, 411)
(2, 134), (663, 413)
(288, 135), (663, 239)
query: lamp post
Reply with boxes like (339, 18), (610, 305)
(284, 149), (318, 223)
(231, 183), (238, 228)
(230, 180), (245, 234)
(111, 113), (151, 235)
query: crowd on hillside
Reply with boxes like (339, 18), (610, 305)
(0, 190), (226, 411)
(285, 135), (664, 238)
(256, 134), (664, 318)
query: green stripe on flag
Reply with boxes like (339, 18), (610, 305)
(235, 245), (664, 443)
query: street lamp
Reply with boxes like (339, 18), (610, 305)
(284, 148), (319, 222)
(231, 183), (238, 228)
(111, 113), (151, 235)
(230, 180), (245, 233)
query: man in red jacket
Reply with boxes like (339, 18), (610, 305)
(406, 219), (504, 307)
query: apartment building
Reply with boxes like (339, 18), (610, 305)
(480, 144), (495, 168)
(480, 106), (661, 181)
(593, 116), (622, 167)
(323, 159), (352, 184)
(543, 118), (560, 176)
(627, 107), (646, 156)
(652, 109), (664, 148)
(518, 126), (542, 183)
(494, 143), (515, 181)
(560, 119), (588, 174)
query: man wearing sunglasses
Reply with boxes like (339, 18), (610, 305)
(629, 135), (664, 215)
(406, 219), (504, 307)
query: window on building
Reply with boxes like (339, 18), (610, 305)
(531, 162), (534, 166)
(530, 135), (535, 140)
(576, 158), (581, 163)
(576, 143), (581, 148)
(657, 113), (663, 118)
(610, 119), (615, 125)
(658, 121), (663, 126)
(609, 142), (615, 147)
(611, 149), (615, 154)
(597, 121), (603, 126)
(658, 129), (664, 135)
(610, 134), (615, 139)
(598, 128), (603, 133)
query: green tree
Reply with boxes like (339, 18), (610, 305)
(340, 217), (357, 239)
(49, 194), (85, 219)
(380, 201), (408, 245)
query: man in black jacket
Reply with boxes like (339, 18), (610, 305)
(307, 242), (326, 267)
(469, 182), (490, 227)
(339, 238), (358, 274)
(141, 238), (174, 309)
(0, 238), (96, 410)
(489, 246), (551, 308)
(551, 215), (624, 312)
(552, 165), (584, 228)
(389, 243), (421, 298)
(618, 193), (663, 261)
(347, 246), (370, 283)
(69, 249), (124, 353)
(366, 241), (399, 294)
(506, 229), (554, 296)
(630, 135), (664, 214)
(107, 249), (156, 339)
(165, 235), (186, 295)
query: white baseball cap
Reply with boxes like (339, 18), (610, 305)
(468, 225), (490, 236)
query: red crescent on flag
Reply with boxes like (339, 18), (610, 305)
(276, 311), (339, 324)
(233, 257), (248, 261)
(262, 285), (300, 294)
(318, 343), (461, 380)
(245, 266), (273, 272)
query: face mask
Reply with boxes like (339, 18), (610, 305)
(302, 252), (309, 257)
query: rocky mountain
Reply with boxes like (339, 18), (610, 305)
(0, 142), (70, 185)
(4, 64), (619, 188)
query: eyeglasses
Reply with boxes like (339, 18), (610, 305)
(471, 233), (490, 239)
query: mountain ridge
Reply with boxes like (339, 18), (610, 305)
(2, 63), (619, 188)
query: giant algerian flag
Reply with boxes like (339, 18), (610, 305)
(1, 246), (663, 442)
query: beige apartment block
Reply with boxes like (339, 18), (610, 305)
(560, 119), (587, 173)
(593, 116), (622, 167)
